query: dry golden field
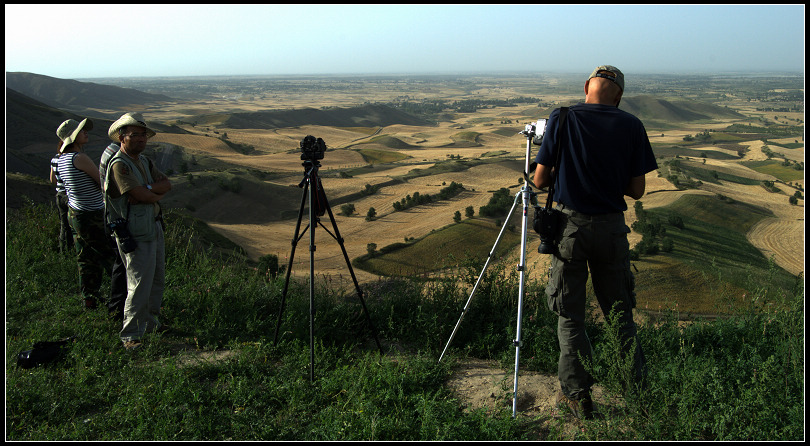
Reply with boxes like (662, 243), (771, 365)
(143, 85), (804, 283)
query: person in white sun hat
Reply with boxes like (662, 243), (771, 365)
(55, 117), (114, 310)
(104, 113), (172, 350)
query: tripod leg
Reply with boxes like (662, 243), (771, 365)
(438, 191), (522, 363)
(512, 182), (533, 418)
(273, 181), (310, 344)
(308, 173), (317, 383)
(319, 186), (384, 355)
(511, 134), (538, 417)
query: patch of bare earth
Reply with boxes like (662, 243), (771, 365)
(445, 358), (623, 439)
(157, 339), (239, 368)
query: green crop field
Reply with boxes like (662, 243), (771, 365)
(358, 193), (800, 319)
(356, 218), (520, 277)
(631, 194), (797, 316)
(355, 147), (410, 164)
(741, 160), (805, 182)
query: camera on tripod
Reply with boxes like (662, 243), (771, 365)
(300, 135), (326, 161)
(108, 218), (137, 253)
(522, 118), (547, 146)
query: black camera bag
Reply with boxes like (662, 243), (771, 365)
(534, 107), (569, 252)
(16, 336), (77, 369)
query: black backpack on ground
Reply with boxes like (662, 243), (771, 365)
(16, 335), (77, 369)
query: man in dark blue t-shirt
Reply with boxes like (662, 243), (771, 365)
(533, 65), (657, 420)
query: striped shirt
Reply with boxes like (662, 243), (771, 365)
(57, 152), (104, 211)
(50, 154), (65, 193)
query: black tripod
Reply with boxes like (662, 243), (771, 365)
(438, 119), (547, 417)
(273, 158), (383, 382)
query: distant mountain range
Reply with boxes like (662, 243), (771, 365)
(5, 74), (183, 177)
(5, 71), (745, 181)
(6, 72), (173, 116)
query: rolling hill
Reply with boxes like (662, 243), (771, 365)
(5, 72), (173, 117)
(202, 104), (433, 129)
(522, 95), (746, 127)
(5, 87), (117, 176)
(620, 95), (746, 124)
(159, 171), (304, 225)
(5, 87), (191, 178)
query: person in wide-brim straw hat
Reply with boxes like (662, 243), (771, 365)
(107, 112), (156, 142)
(57, 118), (94, 153)
(54, 115), (114, 311)
(104, 110), (172, 351)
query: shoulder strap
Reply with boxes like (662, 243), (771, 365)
(551, 107), (569, 177)
(544, 107), (569, 209)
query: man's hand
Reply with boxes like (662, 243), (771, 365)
(126, 177), (172, 204)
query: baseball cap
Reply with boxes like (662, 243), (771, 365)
(588, 65), (624, 91)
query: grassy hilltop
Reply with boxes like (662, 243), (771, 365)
(5, 201), (804, 440)
(5, 72), (805, 439)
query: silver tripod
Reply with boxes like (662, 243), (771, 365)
(438, 119), (547, 418)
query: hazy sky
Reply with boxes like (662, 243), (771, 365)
(4, 4), (805, 79)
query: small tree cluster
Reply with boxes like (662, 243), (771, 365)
(788, 190), (803, 205)
(393, 192), (431, 211)
(340, 203), (356, 217)
(392, 182), (464, 212)
(361, 183), (379, 196)
(465, 206), (475, 218)
(479, 188), (514, 217)
(366, 207), (377, 221)
(630, 201), (679, 258)
(257, 254), (285, 279)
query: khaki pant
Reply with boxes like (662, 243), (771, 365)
(545, 205), (646, 400)
(117, 221), (166, 343)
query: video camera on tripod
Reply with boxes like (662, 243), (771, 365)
(300, 135), (327, 161)
(522, 120), (547, 146)
(520, 118), (561, 254)
(275, 135), (383, 383)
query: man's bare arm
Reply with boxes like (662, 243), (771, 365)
(625, 175), (646, 200)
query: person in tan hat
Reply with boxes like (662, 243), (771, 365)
(103, 113), (172, 350)
(533, 65), (656, 419)
(54, 117), (114, 309)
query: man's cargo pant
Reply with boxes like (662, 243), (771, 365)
(545, 205), (646, 401)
